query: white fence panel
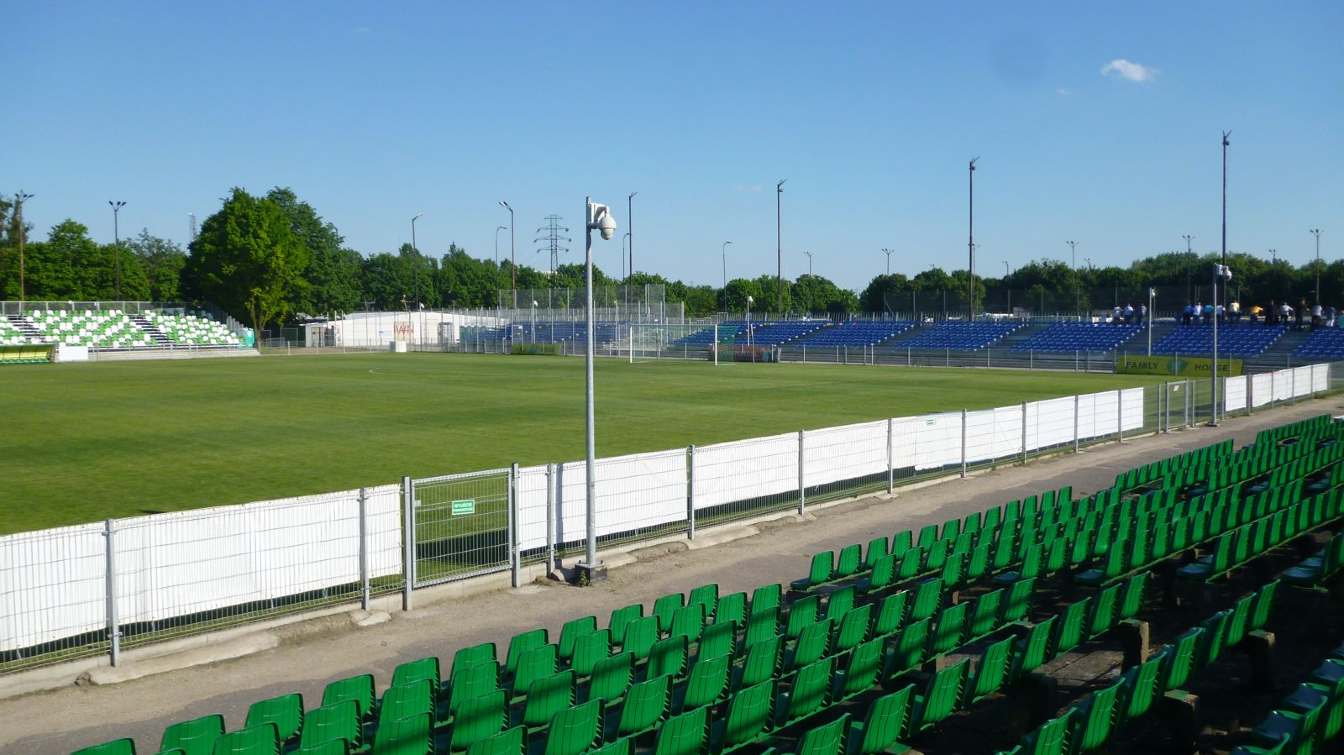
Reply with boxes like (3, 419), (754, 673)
(889, 416), (919, 471)
(1293, 366), (1313, 397)
(1121, 388), (1145, 431)
(1273, 369), (1293, 401)
(516, 465), (550, 551)
(1224, 376), (1247, 412)
(693, 433), (797, 510)
(1312, 363), (1330, 393)
(963, 410), (995, 463)
(0, 523), (106, 652)
(554, 449), (687, 542)
(802, 421), (887, 488)
(913, 412), (964, 470)
(1251, 373), (1273, 408)
(1027, 397), (1076, 451)
(993, 405), (1024, 459)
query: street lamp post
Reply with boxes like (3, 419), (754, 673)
(1148, 288), (1156, 355)
(578, 197), (617, 585)
(108, 200), (126, 299)
(1003, 261), (1010, 315)
(1268, 248), (1277, 264)
(721, 241), (732, 295)
(411, 212), (423, 253)
(627, 192), (637, 275)
(15, 192), (33, 301)
(1310, 229), (1322, 305)
(499, 201), (515, 307)
(968, 158), (978, 321)
(776, 180), (786, 315)
(1212, 131), (1231, 426)
(494, 225), (507, 265)
(803, 251), (813, 277)
(1067, 240), (1079, 318)
(882, 248), (893, 275)
(621, 233), (630, 281)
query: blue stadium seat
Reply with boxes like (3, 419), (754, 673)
(1294, 328), (1344, 361)
(732, 321), (829, 347)
(1151, 324), (1286, 357)
(896, 321), (1023, 351)
(1011, 323), (1141, 353)
(790, 321), (915, 348)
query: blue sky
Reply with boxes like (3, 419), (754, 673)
(5, 1), (1341, 290)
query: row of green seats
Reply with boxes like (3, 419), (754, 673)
(1235, 646), (1344, 754)
(1177, 489), (1344, 583)
(1282, 532), (1344, 588)
(1003, 579), (1281, 755)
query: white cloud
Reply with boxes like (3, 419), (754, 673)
(1056, 87), (1073, 96)
(1101, 58), (1158, 82)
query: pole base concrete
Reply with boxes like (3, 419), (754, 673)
(574, 562), (608, 585)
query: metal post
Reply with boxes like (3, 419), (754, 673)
(886, 418), (894, 494)
(1073, 394), (1080, 453)
(1160, 383), (1168, 432)
(545, 463), (556, 573)
(1211, 263), (1219, 425)
(358, 488), (370, 611)
(629, 325), (634, 364)
(104, 518), (120, 667)
(687, 445), (697, 539)
(713, 324), (719, 366)
(1116, 390), (1123, 443)
(509, 463), (520, 588)
(1246, 373), (1253, 414)
(960, 409), (968, 477)
(797, 430), (806, 515)
(581, 197), (601, 579)
(401, 475), (415, 611)
(1021, 401), (1028, 464)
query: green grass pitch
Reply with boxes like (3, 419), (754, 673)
(0, 353), (1165, 534)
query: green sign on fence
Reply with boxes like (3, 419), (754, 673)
(451, 499), (476, 516)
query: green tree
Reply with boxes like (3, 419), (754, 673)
(792, 274), (858, 315)
(266, 187), (361, 316)
(859, 273), (912, 314)
(126, 229), (187, 301)
(183, 188), (311, 337)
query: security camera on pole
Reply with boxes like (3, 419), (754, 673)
(576, 197), (617, 585)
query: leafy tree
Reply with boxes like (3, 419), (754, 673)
(792, 274), (858, 315)
(266, 187), (361, 316)
(859, 273), (912, 314)
(126, 229), (187, 301)
(183, 188), (311, 337)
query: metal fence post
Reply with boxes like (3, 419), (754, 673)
(104, 518), (120, 667)
(960, 409), (968, 478)
(1020, 401), (1028, 464)
(886, 418), (894, 494)
(358, 488), (370, 611)
(1073, 394), (1080, 453)
(1185, 379), (1192, 427)
(401, 475), (415, 611)
(797, 430), (806, 515)
(1247, 373), (1254, 415)
(687, 445), (697, 539)
(1116, 390), (1123, 444)
(509, 463), (520, 588)
(545, 463), (556, 574)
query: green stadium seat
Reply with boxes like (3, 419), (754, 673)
(786, 619), (832, 671)
(558, 616), (597, 661)
(211, 723), (280, 755)
(450, 660), (499, 716)
(669, 604), (706, 643)
(1121, 652), (1163, 722)
(688, 584), (719, 618)
(512, 644), (558, 695)
(835, 603), (873, 652)
(968, 636), (1014, 705)
(931, 603), (968, 655)
(623, 616), (661, 660)
(792, 552), (835, 593)
(910, 659), (967, 732)
(910, 579), (943, 622)
(160, 714), (225, 755)
(709, 680), (773, 754)
(322, 675), (375, 721)
(585, 737), (630, 755)
(698, 619), (737, 663)
(1052, 598), (1090, 657)
(735, 637), (782, 690)
(969, 589), (1003, 640)
(1072, 678), (1123, 753)
(773, 656), (833, 727)
(452, 690), (507, 751)
(588, 652), (634, 704)
(790, 713), (850, 755)
(715, 593), (747, 627)
(676, 653), (730, 711)
(519, 672), (573, 729)
(294, 739), (348, 755)
(466, 726), (524, 755)
(825, 586), (856, 622)
(505, 629), (549, 677)
(72, 739), (136, 755)
(653, 706), (708, 755)
(300, 701), (361, 752)
(873, 591), (909, 636)
(1012, 710), (1075, 755)
(845, 685), (914, 755)
(608, 605), (643, 647)
(378, 680), (434, 730)
(785, 596), (820, 639)
(649, 636), (688, 679)
(1002, 578), (1035, 624)
(453, 644), (498, 683)
(653, 593), (685, 633)
(244, 693), (303, 745)
(830, 637), (882, 701)
(609, 674), (669, 740)
(393, 657), (441, 696)
(893, 618), (930, 674)
(543, 701), (603, 755)
(1011, 616), (1056, 679)
(571, 630), (611, 677)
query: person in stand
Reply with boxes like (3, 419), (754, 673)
(1297, 298), (1308, 330)
(1281, 300), (1294, 327)
(1311, 301), (1323, 330)
(1248, 304), (1263, 324)
(1202, 301), (1215, 324)
(1228, 300), (1241, 324)
(1138, 303), (1148, 325)
(1325, 305), (1337, 327)
(1123, 303), (1135, 324)
(1182, 303), (1194, 325)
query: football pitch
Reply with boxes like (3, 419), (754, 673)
(0, 353), (1165, 534)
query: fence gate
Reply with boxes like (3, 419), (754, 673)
(409, 468), (513, 587)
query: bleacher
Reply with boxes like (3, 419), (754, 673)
(1296, 328), (1344, 362)
(734, 321), (828, 347)
(790, 321), (915, 348)
(671, 325), (740, 347)
(1010, 323), (1142, 353)
(1152, 323), (1287, 358)
(143, 311), (241, 347)
(21, 309), (157, 349)
(0, 317), (35, 346)
(73, 414), (1344, 755)
(895, 321), (1023, 351)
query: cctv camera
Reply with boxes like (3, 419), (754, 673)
(598, 213), (617, 241)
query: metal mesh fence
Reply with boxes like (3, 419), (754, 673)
(410, 469), (512, 586)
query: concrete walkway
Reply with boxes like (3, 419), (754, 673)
(5, 396), (1341, 754)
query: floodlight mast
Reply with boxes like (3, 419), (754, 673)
(968, 158), (978, 322)
(776, 179), (786, 315)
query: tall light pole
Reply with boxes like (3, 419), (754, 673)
(803, 251), (813, 277)
(494, 225), (507, 265)
(721, 241), (732, 293)
(410, 212), (423, 253)
(1066, 240), (1077, 269)
(968, 158), (978, 321)
(499, 201), (515, 307)
(776, 179), (787, 315)
(1268, 248), (1277, 264)
(15, 192), (33, 302)
(1212, 131), (1231, 426)
(621, 233), (630, 281)
(1067, 240), (1079, 318)
(627, 192), (637, 275)
(108, 200), (126, 298)
(1310, 229), (1322, 305)
(1183, 234), (1195, 302)
(882, 248), (893, 275)
(580, 197), (617, 584)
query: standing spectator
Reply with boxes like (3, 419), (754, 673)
(1311, 302), (1323, 329)
(1228, 300), (1241, 323)
(1112, 305), (1122, 324)
(1324, 305), (1337, 327)
(1282, 300), (1294, 327)
(1202, 302), (1214, 324)
(1123, 303), (1134, 324)
(1297, 298), (1308, 330)
(1248, 304), (1263, 324)
(1216, 303), (1225, 322)
(1183, 303), (1194, 325)
(1138, 303), (1148, 325)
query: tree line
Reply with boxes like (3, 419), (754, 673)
(1, 187), (1337, 336)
